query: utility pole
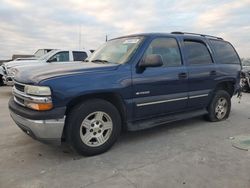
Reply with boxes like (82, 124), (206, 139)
(79, 25), (82, 49)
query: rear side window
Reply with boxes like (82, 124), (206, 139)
(184, 40), (213, 65)
(73, 51), (88, 61)
(210, 40), (240, 64)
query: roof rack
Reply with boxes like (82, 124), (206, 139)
(171, 31), (223, 40)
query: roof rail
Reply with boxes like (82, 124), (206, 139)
(171, 31), (223, 40)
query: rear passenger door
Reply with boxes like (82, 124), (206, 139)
(183, 39), (217, 109)
(132, 37), (188, 120)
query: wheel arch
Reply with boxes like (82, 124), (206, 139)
(63, 92), (127, 139)
(214, 80), (235, 97)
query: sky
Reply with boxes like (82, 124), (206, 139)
(0, 0), (250, 59)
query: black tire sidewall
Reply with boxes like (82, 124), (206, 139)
(67, 99), (121, 156)
(207, 90), (231, 122)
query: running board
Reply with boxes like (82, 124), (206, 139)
(127, 109), (208, 131)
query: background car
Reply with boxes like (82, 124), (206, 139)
(0, 49), (55, 86)
(241, 59), (250, 92)
(1, 49), (91, 86)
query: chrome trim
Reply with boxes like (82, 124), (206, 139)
(14, 81), (26, 86)
(10, 110), (65, 140)
(13, 86), (52, 104)
(137, 97), (188, 107)
(136, 92), (210, 107)
(189, 94), (209, 99)
(14, 96), (25, 107)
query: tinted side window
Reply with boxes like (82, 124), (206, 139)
(144, 38), (182, 67)
(50, 51), (69, 62)
(210, 40), (240, 64)
(184, 41), (213, 65)
(73, 51), (88, 61)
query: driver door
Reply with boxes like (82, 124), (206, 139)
(132, 37), (188, 120)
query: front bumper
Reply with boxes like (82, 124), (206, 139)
(9, 97), (66, 145)
(3, 75), (14, 86)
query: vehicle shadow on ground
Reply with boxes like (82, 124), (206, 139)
(37, 116), (210, 160)
(118, 116), (209, 146)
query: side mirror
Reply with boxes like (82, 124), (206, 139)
(47, 57), (57, 63)
(139, 54), (163, 68)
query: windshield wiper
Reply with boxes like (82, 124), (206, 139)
(91, 59), (109, 63)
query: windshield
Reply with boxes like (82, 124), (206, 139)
(34, 49), (44, 57)
(87, 37), (143, 64)
(38, 50), (57, 60)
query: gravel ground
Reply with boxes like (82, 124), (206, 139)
(0, 86), (250, 188)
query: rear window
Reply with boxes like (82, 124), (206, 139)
(73, 51), (88, 61)
(210, 40), (240, 64)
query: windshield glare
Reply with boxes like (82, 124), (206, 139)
(38, 50), (57, 60)
(87, 37), (143, 64)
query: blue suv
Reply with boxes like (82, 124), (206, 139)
(9, 32), (242, 156)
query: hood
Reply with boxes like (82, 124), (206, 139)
(14, 62), (120, 84)
(3, 60), (41, 69)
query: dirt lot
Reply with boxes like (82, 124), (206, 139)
(0, 86), (250, 188)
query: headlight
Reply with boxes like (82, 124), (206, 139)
(25, 85), (51, 96)
(9, 68), (17, 76)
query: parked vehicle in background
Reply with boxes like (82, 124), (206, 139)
(12, 49), (56, 61)
(14, 57), (38, 61)
(1, 49), (90, 86)
(9, 32), (241, 156)
(11, 54), (35, 61)
(0, 60), (11, 85)
(241, 59), (250, 92)
(33, 49), (55, 57)
(0, 49), (55, 85)
(0, 67), (4, 86)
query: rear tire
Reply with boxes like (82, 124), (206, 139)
(206, 90), (231, 122)
(66, 99), (121, 156)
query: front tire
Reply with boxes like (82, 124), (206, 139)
(66, 99), (121, 156)
(206, 90), (231, 122)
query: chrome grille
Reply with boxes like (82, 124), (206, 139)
(12, 81), (52, 108)
(13, 82), (26, 106)
(14, 82), (25, 92)
(14, 96), (25, 106)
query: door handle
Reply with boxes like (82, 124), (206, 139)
(178, 72), (187, 79)
(210, 70), (217, 76)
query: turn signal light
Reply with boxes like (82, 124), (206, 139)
(26, 102), (53, 111)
